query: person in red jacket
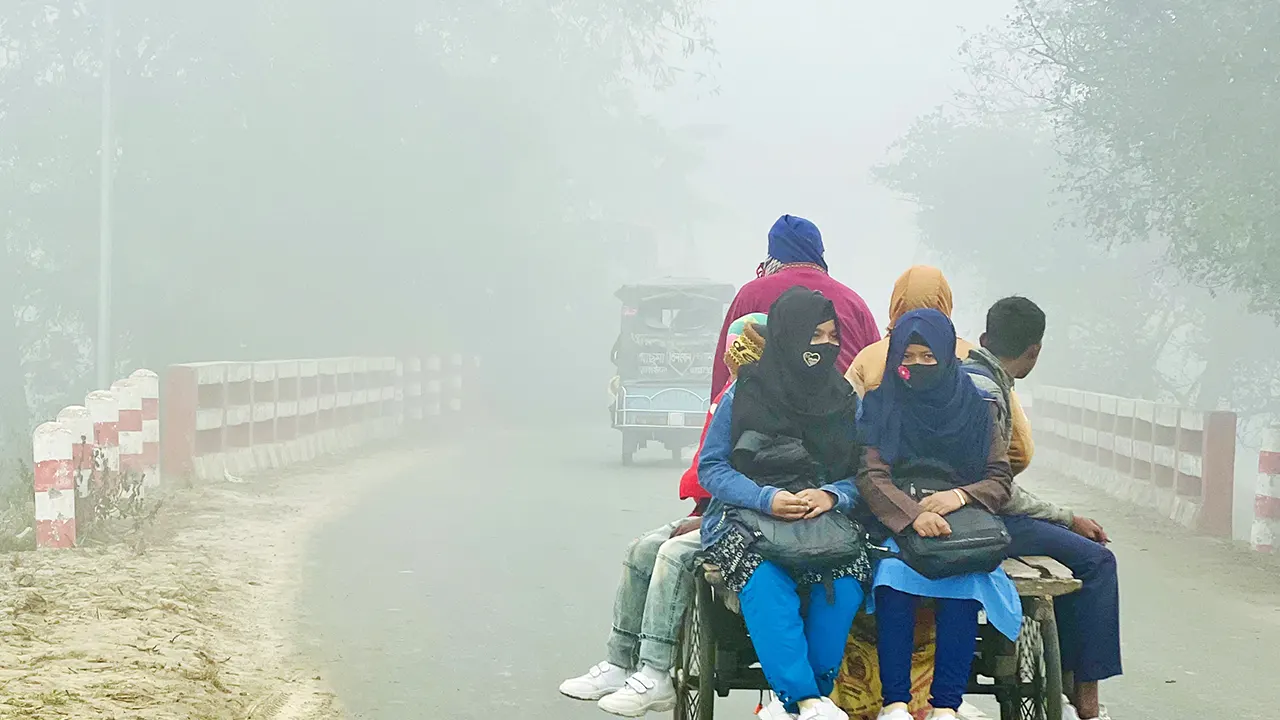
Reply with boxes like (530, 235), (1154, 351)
(560, 315), (767, 717)
(710, 215), (880, 396)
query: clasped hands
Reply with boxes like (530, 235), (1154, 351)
(770, 489), (836, 520)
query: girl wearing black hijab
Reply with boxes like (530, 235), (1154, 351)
(698, 287), (869, 720)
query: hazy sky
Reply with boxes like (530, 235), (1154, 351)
(645, 0), (1014, 329)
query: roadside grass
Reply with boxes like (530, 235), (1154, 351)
(0, 456), (36, 552)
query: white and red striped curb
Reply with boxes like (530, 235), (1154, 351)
(34, 375), (139, 549)
(162, 356), (429, 481)
(33, 354), (477, 550)
(1026, 387), (1236, 536)
(1252, 425), (1280, 553)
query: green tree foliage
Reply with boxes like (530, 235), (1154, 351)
(876, 107), (1280, 414)
(874, 110), (1188, 398)
(964, 0), (1280, 319)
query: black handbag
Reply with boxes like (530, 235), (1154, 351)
(729, 507), (866, 573)
(889, 459), (1011, 580)
(727, 431), (865, 573)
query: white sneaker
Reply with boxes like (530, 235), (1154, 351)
(925, 711), (957, 719)
(757, 693), (796, 720)
(797, 698), (848, 720)
(1063, 701), (1080, 720)
(876, 705), (913, 720)
(597, 669), (676, 717)
(559, 661), (628, 701)
(1062, 700), (1110, 720)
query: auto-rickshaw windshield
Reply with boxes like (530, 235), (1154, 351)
(634, 296), (723, 333)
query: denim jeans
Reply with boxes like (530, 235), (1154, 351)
(606, 521), (702, 672)
(1003, 515), (1122, 682)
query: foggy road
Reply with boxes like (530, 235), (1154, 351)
(298, 427), (1280, 720)
(295, 425), (758, 720)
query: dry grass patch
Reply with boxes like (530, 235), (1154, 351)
(0, 447), (434, 720)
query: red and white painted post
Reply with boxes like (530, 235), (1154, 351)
(55, 405), (94, 499)
(1253, 425), (1280, 553)
(112, 378), (145, 477)
(33, 422), (76, 549)
(131, 368), (161, 486)
(86, 390), (120, 486)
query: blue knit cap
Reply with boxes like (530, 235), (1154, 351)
(766, 215), (827, 271)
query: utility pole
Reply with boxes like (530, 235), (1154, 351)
(96, 0), (114, 389)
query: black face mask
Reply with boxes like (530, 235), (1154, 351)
(799, 342), (839, 376)
(899, 362), (943, 391)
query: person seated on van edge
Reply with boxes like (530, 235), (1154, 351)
(699, 287), (869, 720)
(847, 265), (975, 398)
(967, 297), (1121, 720)
(855, 308), (1022, 720)
(848, 265), (1107, 542)
(560, 313), (768, 717)
(709, 214), (880, 397)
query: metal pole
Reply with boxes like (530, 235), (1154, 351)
(96, 0), (113, 390)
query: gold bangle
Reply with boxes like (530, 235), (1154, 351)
(953, 489), (967, 506)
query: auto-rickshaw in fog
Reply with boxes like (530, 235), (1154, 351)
(611, 278), (734, 465)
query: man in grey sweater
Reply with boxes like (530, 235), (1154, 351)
(964, 304), (1106, 540)
(964, 297), (1120, 720)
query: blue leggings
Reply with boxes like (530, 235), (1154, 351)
(739, 562), (864, 713)
(875, 586), (980, 711)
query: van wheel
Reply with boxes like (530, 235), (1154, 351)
(622, 433), (636, 466)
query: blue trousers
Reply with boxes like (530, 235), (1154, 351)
(1003, 515), (1122, 682)
(739, 562), (864, 713)
(875, 586), (979, 711)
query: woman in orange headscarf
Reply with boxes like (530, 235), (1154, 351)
(846, 266), (976, 398)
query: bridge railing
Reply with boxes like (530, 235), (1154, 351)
(32, 354), (476, 549)
(1024, 385), (1237, 537)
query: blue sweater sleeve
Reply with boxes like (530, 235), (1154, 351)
(697, 387), (778, 514)
(821, 476), (859, 514)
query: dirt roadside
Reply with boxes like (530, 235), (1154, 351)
(0, 446), (443, 720)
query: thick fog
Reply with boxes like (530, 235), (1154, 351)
(2, 0), (1277, 438)
(7, 2), (1280, 717)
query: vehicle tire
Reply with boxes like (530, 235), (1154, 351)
(1037, 599), (1065, 720)
(998, 603), (1056, 720)
(674, 577), (716, 720)
(621, 433), (635, 466)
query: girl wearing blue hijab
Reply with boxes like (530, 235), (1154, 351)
(856, 309), (1020, 720)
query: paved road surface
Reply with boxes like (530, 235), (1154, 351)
(299, 425), (1280, 720)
